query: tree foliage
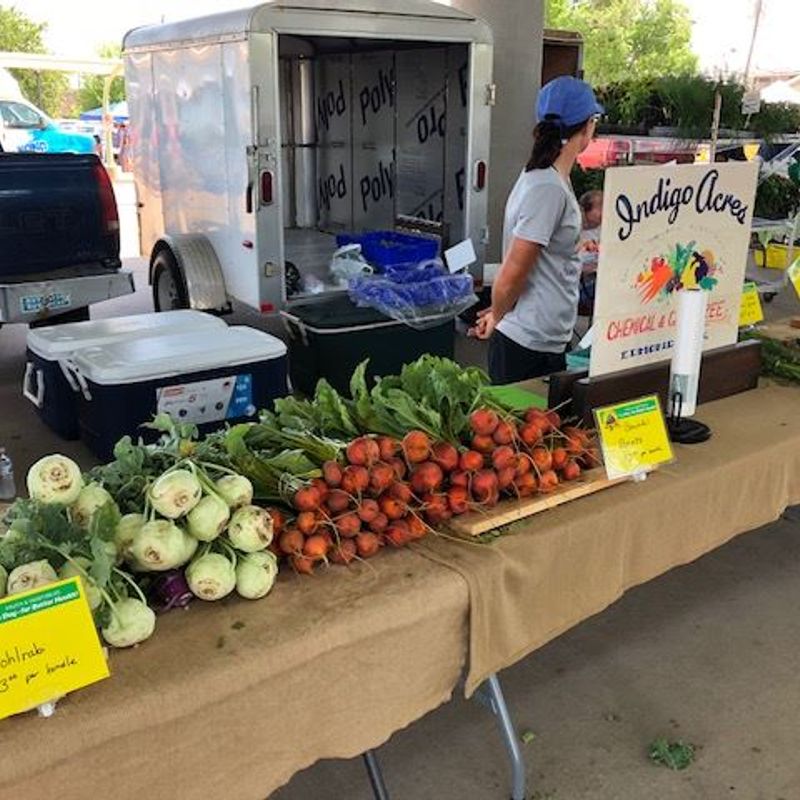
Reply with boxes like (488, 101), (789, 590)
(78, 43), (125, 113)
(546, 0), (698, 87)
(0, 5), (69, 116)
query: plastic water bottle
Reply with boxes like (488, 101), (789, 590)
(0, 448), (16, 500)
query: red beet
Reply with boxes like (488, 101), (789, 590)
(410, 462), (444, 495)
(431, 442), (459, 473)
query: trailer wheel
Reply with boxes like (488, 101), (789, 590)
(152, 249), (190, 311)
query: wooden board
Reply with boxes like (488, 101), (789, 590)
(758, 318), (800, 344)
(447, 468), (626, 537)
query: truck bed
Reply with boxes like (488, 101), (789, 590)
(0, 153), (121, 278)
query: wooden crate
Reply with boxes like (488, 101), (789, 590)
(447, 468), (626, 537)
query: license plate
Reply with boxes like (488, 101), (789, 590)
(20, 292), (72, 314)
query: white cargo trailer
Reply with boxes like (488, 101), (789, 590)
(123, 0), (493, 314)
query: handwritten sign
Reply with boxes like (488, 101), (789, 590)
(738, 282), (764, 327)
(788, 258), (800, 302)
(595, 395), (674, 480)
(591, 162), (758, 377)
(0, 578), (109, 720)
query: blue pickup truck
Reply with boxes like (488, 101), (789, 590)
(0, 152), (134, 327)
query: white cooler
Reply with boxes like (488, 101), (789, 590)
(69, 326), (288, 459)
(25, 310), (228, 440)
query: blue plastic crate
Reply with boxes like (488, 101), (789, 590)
(335, 230), (439, 269)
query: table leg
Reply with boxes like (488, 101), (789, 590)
(362, 749), (390, 800)
(474, 673), (527, 800)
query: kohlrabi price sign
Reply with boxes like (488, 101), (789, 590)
(590, 162), (758, 377)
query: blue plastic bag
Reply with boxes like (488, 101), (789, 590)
(348, 259), (477, 330)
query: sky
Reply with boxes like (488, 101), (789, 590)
(12, 0), (800, 76)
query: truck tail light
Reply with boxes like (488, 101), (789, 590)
(473, 160), (487, 191)
(92, 160), (120, 235)
(260, 170), (274, 205)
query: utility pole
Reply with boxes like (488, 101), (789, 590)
(742, 0), (764, 86)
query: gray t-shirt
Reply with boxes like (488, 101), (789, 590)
(496, 167), (582, 353)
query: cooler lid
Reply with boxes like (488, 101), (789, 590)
(283, 294), (395, 331)
(73, 326), (287, 385)
(27, 310), (228, 359)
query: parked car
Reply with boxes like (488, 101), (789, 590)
(0, 97), (96, 155)
(577, 135), (697, 168)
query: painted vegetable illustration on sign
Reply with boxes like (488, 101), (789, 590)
(635, 241), (721, 303)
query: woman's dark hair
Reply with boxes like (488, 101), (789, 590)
(525, 116), (590, 172)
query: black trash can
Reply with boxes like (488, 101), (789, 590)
(281, 294), (455, 396)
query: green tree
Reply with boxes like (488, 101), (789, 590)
(0, 5), (69, 116)
(546, 0), (698, 87)
(78, 43), (125, 112)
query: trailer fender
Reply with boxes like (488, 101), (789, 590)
(149, 234), (230, 313)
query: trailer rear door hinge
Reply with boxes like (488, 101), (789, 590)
(485, 84), (497, 106)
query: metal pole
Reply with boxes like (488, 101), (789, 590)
(101, 63), (123, 172)
(742, 0), (764, 87)
(709, 90), (722, 163)
(362, 750), (390, 800)
(474, 673), (527, 800)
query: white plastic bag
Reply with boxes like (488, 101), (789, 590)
(329, 244), (373, 287)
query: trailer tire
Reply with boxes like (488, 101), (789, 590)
(152, 248), (190, 311)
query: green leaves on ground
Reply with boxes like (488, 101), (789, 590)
(649, 737), (696, 770)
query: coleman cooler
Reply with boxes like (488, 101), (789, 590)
(282, 294), (454, 396)
(24, 310), (228, 440)
(70, 325), (288, 458)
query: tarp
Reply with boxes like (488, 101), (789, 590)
(79, 100), (128, 123)
(761, 80), (800, 105)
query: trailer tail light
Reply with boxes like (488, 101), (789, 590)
(92, 160), (120, 235)
(473, 160), (487, 191)
(260, 170), (274, 205)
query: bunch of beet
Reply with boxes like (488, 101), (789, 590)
(464, 406), (600, 503)
(270, 410), (600, 575)
(271, 434), (435, 575)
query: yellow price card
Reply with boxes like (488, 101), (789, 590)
(738, 282), (764, 327)
(788, 258), (800, 302)
(594, 395), (674, 480)
(0, 578), (109, 720)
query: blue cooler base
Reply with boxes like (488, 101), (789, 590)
(26, 349), (81, 440)
(78, 358), (287, 460)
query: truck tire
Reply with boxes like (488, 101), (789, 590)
(152, 248), (190, 311)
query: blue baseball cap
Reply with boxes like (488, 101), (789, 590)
(536, 76), (604, 128)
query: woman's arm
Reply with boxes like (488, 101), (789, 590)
(491, 237), (542, 322)
(470, 237), (541, 340)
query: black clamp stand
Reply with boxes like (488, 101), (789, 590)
(667, 390), (712, 444)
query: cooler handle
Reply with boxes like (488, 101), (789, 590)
(281, 312), (308, 347)
(23, 362), (45, 408)
(63, 359), (93, 402)
(58, 359), (81, 393)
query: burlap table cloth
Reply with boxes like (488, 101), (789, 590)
(415, 383), (800, 696)
(0, 550), (468, 800)
(2, 384), (798, 798)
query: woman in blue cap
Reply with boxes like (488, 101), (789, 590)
(471, 76), (603, 383)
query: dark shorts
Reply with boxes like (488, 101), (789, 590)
(488, 330), (566, 384)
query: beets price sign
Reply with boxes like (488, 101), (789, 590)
(590, 162), (758, 377)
